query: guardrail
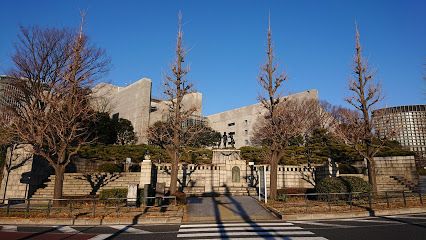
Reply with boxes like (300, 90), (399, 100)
(271, 191), (424, 214)
(0, 196), (177, 218)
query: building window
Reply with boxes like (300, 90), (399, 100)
(228, 122), (235, 126)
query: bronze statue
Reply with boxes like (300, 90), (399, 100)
(222, 132), (228, 148)
(229, 133), (235, 148)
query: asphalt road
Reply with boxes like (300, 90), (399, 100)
(1, 213), (425, 239)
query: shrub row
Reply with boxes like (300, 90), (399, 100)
(315, 176), (371, 194)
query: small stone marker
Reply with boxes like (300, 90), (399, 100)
(156, 182), (165, 197)
(127, 183), (138, 207)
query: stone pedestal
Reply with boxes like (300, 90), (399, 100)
(127, 183), (138, 207)
(212, 149), (241, 165)
(139, 156), (152, 188)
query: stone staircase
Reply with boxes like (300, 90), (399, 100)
(30, 172), (140, 200)
(390, 176), (419, 192)
(184, 186), (257, 197)
(376, 175), (413, 193)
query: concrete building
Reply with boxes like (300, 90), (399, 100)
(373, 105), (426, 166)
(206, 90), (318, 148)
(92, 78), (202, 144)
(93, 78), (317, 148)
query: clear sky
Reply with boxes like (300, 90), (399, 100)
(0, 0), (425, 115)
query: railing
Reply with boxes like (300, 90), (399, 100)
(0, 196), (177, 218)
(270, 191), (424, 215)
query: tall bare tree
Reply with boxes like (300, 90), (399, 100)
(148, 12), (199, 194)
(256, 16), (287, 199)
(0, 17), (109, 200)
(253, 98), (328, 197)
(334, 25), (387, 193)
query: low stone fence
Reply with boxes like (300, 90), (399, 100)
(267, 190), (425, 216)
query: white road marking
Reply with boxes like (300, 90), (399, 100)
(338, 218), (393, 224)
(1, 225), (17, 232)
(57, 226), (79, 233)
(178, 226), (303, 232)
(387, 215), (426, 219)
(180, 222), (294, 228)
(289, 221), (351, 228)
(177, 230), (315, 238)
(206, 238), (328, 240)
(88, 234), (113, 240)
(110, 225), (151, 234)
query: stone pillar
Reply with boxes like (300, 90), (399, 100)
(205, 165), (213, 192)
(139, 155), (152, 188)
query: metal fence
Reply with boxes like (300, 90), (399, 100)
(0, 196), (177, 218)
(272, 191), (424, 214)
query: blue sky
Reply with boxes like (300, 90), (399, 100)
(0, 0), (425, 115)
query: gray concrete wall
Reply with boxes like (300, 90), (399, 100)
(93, 79), (152, 144)
(206, 90), (318, 148)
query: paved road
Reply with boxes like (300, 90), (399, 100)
(186, 196), (276, 222)
(1, 213), (426, 239)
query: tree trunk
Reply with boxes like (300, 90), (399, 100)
(269, 151), (278, 200)
(366, 158), (378, 194)
(169, 150), (179, 195)
(53, 165), (65, 206)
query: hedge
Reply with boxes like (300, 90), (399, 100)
(98, 163), (122, 173)
(315, 176), (371, 194)
(99, 188), (127, 199)
(340, 176), (371, 193)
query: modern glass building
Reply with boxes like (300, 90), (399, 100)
(373, 105), (426, 165)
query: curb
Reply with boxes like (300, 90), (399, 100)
(0, 216), (182, 225)
(265, 206), (426, 221)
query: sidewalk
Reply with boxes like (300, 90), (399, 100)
(0, 206), (184, 225)
(184, 196), (277, 222)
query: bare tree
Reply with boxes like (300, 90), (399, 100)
(333, 25), (388, 193)
(256, 16), (287, 199)
(0, 17), (109, 201)
(252, 98), (325, 199)
(148, 12), (200, 194)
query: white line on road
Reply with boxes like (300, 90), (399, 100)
(387, 215), (426, 220)
(57, 226), (79, 233)
(338, 218), (394, 224)
(180, 222), (294, 228)
(177, 230), (315, 238)
(289, 221), (351, 228)
(88, 234), (113, 240)
(178, 226), (303, 232)
(110, 225), (151, 234)
(1, 225), (17, 232)
(205, 238), (328, 240)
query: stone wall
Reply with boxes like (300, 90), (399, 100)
(0, 145), (33, 203)
(374, 156), (418, 181)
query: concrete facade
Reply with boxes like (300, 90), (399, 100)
(93, 78), (317, 148)
(373, 105), (426, 167)
(92, 79), (203, 144)
(205, 90), (319, 148)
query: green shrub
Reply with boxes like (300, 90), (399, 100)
(99, 188), (127, 199)
(315, 176), (371, 194)
(340, 176), (371, 193)
(98, 163), (122, 173)
(315, 177), (347, 194)
(417, 168), (426, 176)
